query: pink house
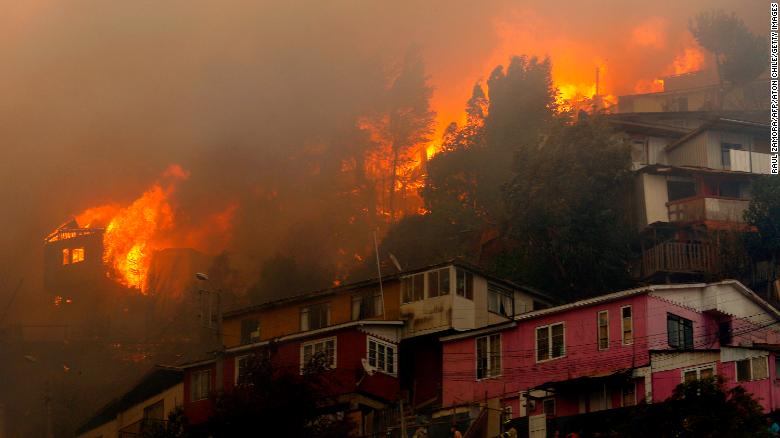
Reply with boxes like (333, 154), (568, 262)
(440, 281), (780, 435)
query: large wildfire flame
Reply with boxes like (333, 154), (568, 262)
(76, 165), (236, 293)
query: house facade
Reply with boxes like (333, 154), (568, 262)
(605, 111), (772, 289)
(179, 261), (554, 436)
(75, 368), (183, 438)
(440, 281), (780, 436)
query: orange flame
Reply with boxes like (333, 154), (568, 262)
(75, 165), (189, 293)
(671, 47), (704, 75)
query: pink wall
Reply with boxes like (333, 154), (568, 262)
(442, 295), (649, 407)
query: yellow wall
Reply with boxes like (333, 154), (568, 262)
(75, 383), (183, 438)
(116, 383), (183, 431)
(222, 280), (402, 348)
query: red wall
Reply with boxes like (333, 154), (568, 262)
(183, 327), (400, 425)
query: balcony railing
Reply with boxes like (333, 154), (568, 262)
(641, 241), (717, 277)
(667, 197), (749, 223)
(729, 149), (772, 174)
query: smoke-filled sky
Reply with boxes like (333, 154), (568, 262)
(0, 0), (766, 319)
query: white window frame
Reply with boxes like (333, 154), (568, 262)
(597, 310), (609, 351)
(621, 305), (633, 345)
(488, 283), (514, 317)
(475, 333), (502, 380)
(366, 336), (397, 375)
(680, 363), (716, 383)
(190, 369), (211, 402)
(535, 322), (566, 362)
(736, 356), (769, 382)
(300, 336), (337, 373)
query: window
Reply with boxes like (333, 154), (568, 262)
(476, 334), (501, 379)
(190, 369), (211, 401)
(456, 269), (473, 300)
(622, 306), (633, 345)
(240, 319), (260, 345)
(737, 357), (768, 382)
(71, 247), (85, 263)
(143, 399), (164, 421)
(402, 274), (425, 303)
(542, 398), (556, 416)
(62, 248), (70, 265)
(597, 311), (609, 350)
(300, 303), (330, 331)
(721, 143), (743, 167)
(667, 313), (693, 349)
(352, 290), (383, 320)
(427, 268), (450, 298)
(235, 355), (250, 385)
(301, 337), (336, 372)
(536, 322), (565, 362)
(367, 337), (396, 375)
(622, 383), (636, 407)
(667, 180), (697, 201)
(718, 181), (744, 198)
(682, 364), (714, 382)
(488, 283), (514, 317)
(776, 356), (780, 380)
(718, 321), (733, 346)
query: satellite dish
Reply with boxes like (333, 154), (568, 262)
(361, 358), (376, 376)
(389, 253), (403, 272)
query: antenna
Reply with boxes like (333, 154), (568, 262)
(373, 230), (385, 317)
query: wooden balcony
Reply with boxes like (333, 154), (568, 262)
(641, 241), (717, 277)
(667, 197), (749, 224)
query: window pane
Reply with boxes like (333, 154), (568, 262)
(428, 270), (439, 298)
(737, 359), (751, 382)
(413, 274), (424, 301)
(476, 337), (487, 378)
(402, 277), (413, 303)
(387, 347), (394, 374)
(683, 370), (697, 382)
(683, 320), (693, 349)
(551, 324), (564, 358)
(490, 335), (501, 376)
(752, 357), (768, 380)
(536, 327), (549, 361)
(457, 270), (465, 297)
(301, 308), (309, 331)
(465, 273), (474, 300)
(776, 356), (780, 379)
(378, 344), (386, 369)
(699, 368), (714, 380)
(598, 312), (609, 350)
(667, 315), (679, 348)
(440, 268), (450, 295)
(368, 341), (377, 367)
(352, 296), (361, 320)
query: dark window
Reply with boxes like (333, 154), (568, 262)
(300, 303), (330, 331)
(542, 398), (556, 416)
(667, 313), (693, 349)
(775, 356), (780, 380)
(718, 321), (733, 346)
(488, 283), (514, 317)
(737, 359), (752, 382)
(667, 180), (697, 201)
(721, 143), (743, 167)
(597, 310), (609, 350)
(718, 181), (747, 199)
(352, 290), (383, 320)
(240, 319), (260, 345)
(456, 269), (473, 300)
(191, 370), (211, 401)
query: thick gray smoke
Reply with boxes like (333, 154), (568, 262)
(0, 0), (765, 318)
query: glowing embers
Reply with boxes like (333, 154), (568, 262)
(53, 295), (73, 306)
(61, 247), (85, 265)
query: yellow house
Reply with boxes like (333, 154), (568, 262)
(75, 368), (183, 438)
